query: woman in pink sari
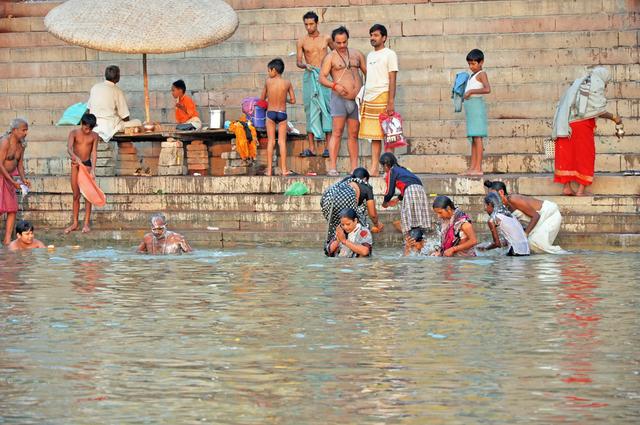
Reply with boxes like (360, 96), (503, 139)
(431, 195), (477, 257)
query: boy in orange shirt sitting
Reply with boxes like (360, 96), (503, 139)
(171, 79), (202, 130)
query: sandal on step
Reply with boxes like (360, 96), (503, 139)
(299, 149), (315, 157)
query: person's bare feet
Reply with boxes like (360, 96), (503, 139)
(458, 170), (471, 176)
(562, 187), (575, 196)
(64, 223), (79, 234)
(82, 224), (91, 233)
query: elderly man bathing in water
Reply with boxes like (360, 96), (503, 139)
(319, 26), (366, 176)
(137, 213), (192, 255)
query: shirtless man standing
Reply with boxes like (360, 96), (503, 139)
(0, 118), (30, 245)
(296, 11), (334, 158)
(319, 26), (366, 176)
(137, 213), (193, 255)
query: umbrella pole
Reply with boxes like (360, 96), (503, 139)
(143, 53), (150, 124)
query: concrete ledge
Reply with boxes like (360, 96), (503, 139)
(25, 228), (640, 252)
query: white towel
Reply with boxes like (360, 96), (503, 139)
(528, 200), (566, 254)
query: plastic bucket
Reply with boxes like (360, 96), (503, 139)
(253, 105), (266, 129)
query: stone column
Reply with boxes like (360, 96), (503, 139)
(157, 138), (186, 176)
(95, 140), (117, 176)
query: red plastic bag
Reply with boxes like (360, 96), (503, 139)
(378, 112), (408, 149)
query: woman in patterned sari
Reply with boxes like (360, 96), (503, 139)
(321, 167), (382, 245)
(431, 195), (477, 257)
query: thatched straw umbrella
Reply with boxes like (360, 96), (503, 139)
(44, 0), (239, 124)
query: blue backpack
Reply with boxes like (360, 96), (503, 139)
(451, 72), (469, 113)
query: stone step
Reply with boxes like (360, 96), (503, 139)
(408, 136), (640, 156)
(230, 0), (622, 17)
(0, 29), (638, 65)
(331, 153), (640, 174)
(0, 31), (65, 48)
(25, 227), (640, 252)
(21, 191), (640, 216)
(0, 16), (46, 33)
(23, 174), (640, 196)
(16, 115), (640, 145)
(1, 1), (59, 18)
(20, 209), (640, 235)
(5, 90), (639, 129)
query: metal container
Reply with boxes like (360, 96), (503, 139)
(210, 109), (225, 129)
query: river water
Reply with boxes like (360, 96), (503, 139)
(1, 247), (638, 424)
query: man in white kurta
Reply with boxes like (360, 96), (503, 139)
(87, 65), (140, 142)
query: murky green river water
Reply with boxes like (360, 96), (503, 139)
(1, 247), (638, 424)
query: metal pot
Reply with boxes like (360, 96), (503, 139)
(210, 109), (225, 129)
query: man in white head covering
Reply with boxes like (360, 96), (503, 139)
(552, 66), (623, 196)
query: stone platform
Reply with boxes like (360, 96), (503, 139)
(15, 173), (640, 251)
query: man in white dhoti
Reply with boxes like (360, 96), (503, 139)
(485, 180), (566, 254)
(87, 65), (141, 142)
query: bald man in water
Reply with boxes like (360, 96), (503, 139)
(137, 214), (192, 255)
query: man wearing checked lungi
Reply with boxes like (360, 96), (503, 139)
(358, 24), (398, 177)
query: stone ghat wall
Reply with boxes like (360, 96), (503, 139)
(0, 0), (639, 174)
(18, 174), (640, 250)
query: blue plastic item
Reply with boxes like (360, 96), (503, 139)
(253, 105), (266, 129)
(451, 72), (469, 113)
(57, 102), (88, 126)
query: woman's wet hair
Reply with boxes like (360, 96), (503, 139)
(485, 192), (505, 209)
(338, 207), (358, 221)
(351, 167), (370, 180)
(379, 152), (398, 168)
(409, 227), (424, 242)
(484, 179), (508, 194)
(15, 220), (34, 235)
(432, 195), (455, 210)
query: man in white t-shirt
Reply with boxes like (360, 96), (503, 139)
(358, 24), (398, 176)
(87, 65), (141, 142)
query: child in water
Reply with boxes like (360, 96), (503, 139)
(403, 227), (432, 256)
(325, 208), (372, 257)
(7, 220), (45, 251)
(479, 192), (530, 256)
(431, 195), (477, 257)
